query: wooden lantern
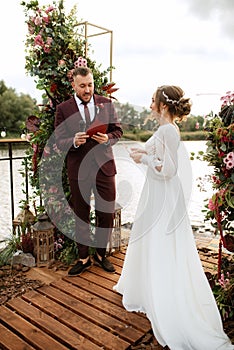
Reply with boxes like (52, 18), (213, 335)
(12, 205), (35, 235)
(108, 202), (122, 254)
(32, 213), (54, 267)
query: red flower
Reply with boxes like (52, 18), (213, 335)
(218, 151), (225, 157)
(50, 83), (57, 92)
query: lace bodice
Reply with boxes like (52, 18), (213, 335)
(144, 123), (180, 179)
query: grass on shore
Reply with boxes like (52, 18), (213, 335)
(122, 130), (206, 142)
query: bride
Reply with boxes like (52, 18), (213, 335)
(113, 85), (234, 350)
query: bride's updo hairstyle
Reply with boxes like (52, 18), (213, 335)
(156, 85), (192, 122)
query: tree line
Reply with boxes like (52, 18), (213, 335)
(0, 80), (205, 138)
(0, 80), (39, 137)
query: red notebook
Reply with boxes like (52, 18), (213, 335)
(86, 120), (107, 137)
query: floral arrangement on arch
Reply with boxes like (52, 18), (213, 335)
(198, 91), (234, 321)
(20, 0), (114, 263)
(199, 91), (234, 275)
(21, 0), (110, 186)
(202, 91), (234, 240)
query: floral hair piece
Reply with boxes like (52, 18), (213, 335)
(162, 90), (180, 105)
(74, 56), (87, 68)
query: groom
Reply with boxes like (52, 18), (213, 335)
(54, 66), (123, 276)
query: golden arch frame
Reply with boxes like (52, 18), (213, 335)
(77, 21), (113, 82)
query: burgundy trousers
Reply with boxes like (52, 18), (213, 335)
(69, 165), (116, 259)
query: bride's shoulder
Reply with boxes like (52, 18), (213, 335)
(160, 123), (180, 136)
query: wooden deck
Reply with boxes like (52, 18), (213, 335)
(0, 250), (155, 350)
(0, 238), (220, 350)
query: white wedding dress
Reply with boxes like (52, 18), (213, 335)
(114, 124), (233, 350)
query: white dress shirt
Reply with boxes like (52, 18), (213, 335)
(74, 94), (95, 122)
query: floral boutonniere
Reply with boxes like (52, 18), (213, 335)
(95, 103), (104, 115)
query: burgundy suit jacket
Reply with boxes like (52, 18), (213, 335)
(54, 94), (123, 180)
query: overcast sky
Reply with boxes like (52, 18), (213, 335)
(1, 0), (234, 116)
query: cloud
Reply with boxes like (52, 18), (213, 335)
(185, 0), (234, 38)
(1, 0), (234, 117)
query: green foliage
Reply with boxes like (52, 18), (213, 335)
(57, 239), (78, 265)
(180, 131), (206, 141)
(210, 257), (234, 321)
(21, 0), (111, 198)
(179, 115), (205, 132)
(21, 0), (108, 104)
(0, 235), (21, 266)
(201, 107), (234, 236)
(194, 92), (234, 320)
(18, 0), (113, 261)
(0, 80), (38, 135)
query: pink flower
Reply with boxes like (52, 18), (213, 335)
(74, 57), (87, 68)
(44, 37), (53, 53)
(46, 37), (53, 45)
(34, 16), (42, 25)
(195, 122), (199, 130)
(28, 23), (35, 35)
(208, 198), (216, 211)
(58, 59), (66, 66)
(220, 91), (234, 107)
(43, 16), (49, 24)
(48, 185), (58, 193)
(223, 151), (234, 169)
(34, 34), (44, 47)
(45, 5), (55, 14)
(44, 46), (51, 53)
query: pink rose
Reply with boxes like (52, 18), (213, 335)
(46, 37), (53, 45)
(34, 34), (44, 47)
(58, 59), (66, 66)
(45, 5), (55, 14)
(208, 198), (216, 211)
(34, 16), (42, 25)
(43, 16), (49, 24)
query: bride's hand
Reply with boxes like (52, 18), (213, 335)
(130, 151), (144, 163)
(130, 148), (147, 154)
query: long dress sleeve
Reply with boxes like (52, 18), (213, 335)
(141, 124), (180, 180)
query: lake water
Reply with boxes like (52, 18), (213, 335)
(0, 140), (214, 243)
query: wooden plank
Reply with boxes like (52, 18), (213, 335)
(0, 306), (68, 350)
(22, 290), (130, 350)
(90, 263), (122, 277)
(49, 279), (151, 333)
(63, 274), (123, 307)
(111, 251), (126, 261)
(38, 283), (143, 344)
(86, 266), (120, 283)
(80, 269), (117, 290)
(0, 323), (35, 350)
(108, 255), (124, 268)
(6, 298), (100, 350)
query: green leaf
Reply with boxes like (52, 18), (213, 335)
(231, 173), (234, 183)
(220, 143), (227, 152)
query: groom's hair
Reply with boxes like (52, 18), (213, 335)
(73, 67), (92, 77)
